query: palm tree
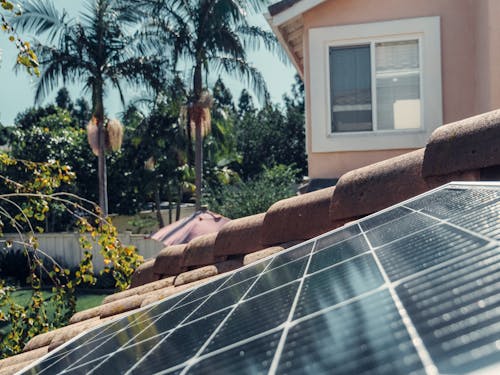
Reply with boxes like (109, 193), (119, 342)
(13, 0), (164, 216)
(140, 0), (283, 209)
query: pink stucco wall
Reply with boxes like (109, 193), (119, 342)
(301, 0), (500, 178)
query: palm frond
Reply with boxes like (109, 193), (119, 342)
(14, 0), (68, 42)
(237, 25), (289, 64)
(211, 55), (268, 103)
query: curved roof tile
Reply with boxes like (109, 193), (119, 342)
(152, 244), (187, 278)
(213, 213), (265, 256)
(262, 187), (335, 246)
(423, 109), (500, 177)
(129, 258), (161, 288)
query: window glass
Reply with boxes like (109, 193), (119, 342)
(376, 40), (420, 130)
(329, 45), (372, 132)
(329, 40), (421, 133)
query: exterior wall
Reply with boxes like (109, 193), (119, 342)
(476, 0), (500, 114)
(308, 149), (415, 179)
(300, 0), (499, 178)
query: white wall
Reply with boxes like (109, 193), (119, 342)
(4, 232), (165, 272)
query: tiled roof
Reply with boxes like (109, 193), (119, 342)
(4, 109), (500, 371)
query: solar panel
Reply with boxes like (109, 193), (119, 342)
(19, 182), (500, 375)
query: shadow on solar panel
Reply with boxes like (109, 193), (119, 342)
(18, 183), (500, 375)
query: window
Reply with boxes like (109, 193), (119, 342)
(309, 17), (442, 152)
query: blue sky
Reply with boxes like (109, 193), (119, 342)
(0, 1), (296, 125)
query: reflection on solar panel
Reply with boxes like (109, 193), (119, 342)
(19, 183), (500, 374)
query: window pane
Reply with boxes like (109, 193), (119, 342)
(330, 45), (372, 132)
(375, 40), (421, 130)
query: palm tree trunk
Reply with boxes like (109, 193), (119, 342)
(154, 186), (165, 228)
(194, 63), (203, 210)
(95, 84), (108, 217)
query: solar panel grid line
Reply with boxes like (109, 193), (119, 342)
(26, 290), (191, 375)
(402, 204), (500, 245)
(306, 248), (370, 277)
(357, 222), (439, 375)
(286, 285), (386, 327)
(266, 238), (318, 374)
(377, 225), (490, 282)
(110, 272), (261, 374)
(359, 206), (414, 232)
(61, 287), (205, 374)
(67, 277), (228, 374)
(350, 182), (496, 232)
(364, 214), (441, 250)
(390, 243), (500, 290)
(162, 256), (276, 375)
(154, 326), (286, 375)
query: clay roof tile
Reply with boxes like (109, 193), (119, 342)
(129, 258), (161, 288)
(152, 244), (188, 277)
(262, 187), (337, 246)
(102, 276), (175, 305)
(423, 109), (500, 177)
(184, 232), (218, 267)
(330, 149), (429, 220)
(214, 213), (265, 257)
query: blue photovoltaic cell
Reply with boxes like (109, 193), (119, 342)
(365, 211), (438, 248)
(308, 233), (369, 273)
(295, 254), (384, 318)
(188, 331), (282, 374)
(19, 184), (500, 375)
(205, 282), (299, 353)
(278, 291), (425, 375)
(377, 224), (490, 281)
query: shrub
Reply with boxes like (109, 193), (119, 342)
(205, 164), (299, 219)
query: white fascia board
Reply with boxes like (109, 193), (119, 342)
(270, 0), (327, 26)
(264, 12), (304, 78)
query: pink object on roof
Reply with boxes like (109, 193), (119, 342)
(150, 209), (230, 246)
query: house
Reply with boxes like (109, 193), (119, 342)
(266, 0), (500, 180)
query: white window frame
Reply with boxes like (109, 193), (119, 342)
(309, 16), (442, 152)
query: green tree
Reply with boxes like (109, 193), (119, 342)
(142, 0), (283, 210)
(9, 105), (97, 230)
(235, 75), (307, 179)
(13, 0), (164, 216)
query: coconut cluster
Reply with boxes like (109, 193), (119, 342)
(86, 117), (124, 156)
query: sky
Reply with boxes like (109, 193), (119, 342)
(0, 1), (296, 125)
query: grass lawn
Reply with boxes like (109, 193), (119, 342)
(10, 289), (109, 313)
(0, 289), (110, 337)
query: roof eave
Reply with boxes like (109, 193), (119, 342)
(264, 12), (305, 79)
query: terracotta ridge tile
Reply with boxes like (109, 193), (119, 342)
(0, 346), (48, 370)
(184, 232), (218, 268)
(130, 258), (161, 288)
(214, 213), (266, 257)
(423, 109), (500, 177)
(151, 244), (188, 279)
(262, 187), (337, 246)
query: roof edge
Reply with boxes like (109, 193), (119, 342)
(267, 0), (326, 26)
(264, 12), (305, 79)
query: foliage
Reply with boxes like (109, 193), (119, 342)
(13, 0), (167, 216)
(0, 0), (39, 75)
(235, 75), (307, 179)
(0, 154), (143, 358)
(136, 0), (284, 209)
(204, 164), (299, 219)
(9, 102), (97, 229)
